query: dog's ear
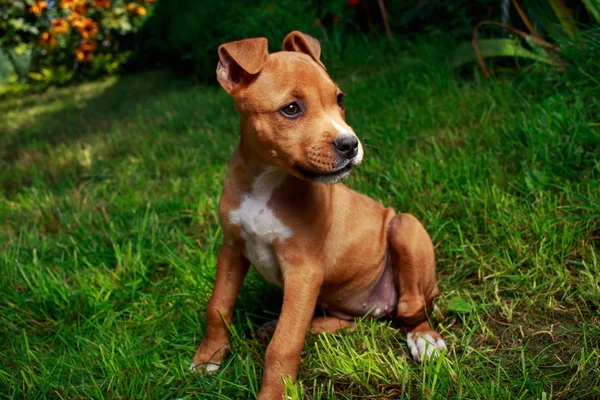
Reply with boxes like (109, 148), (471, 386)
(282, 31), (325, 70)
(217, 37), (268, 94)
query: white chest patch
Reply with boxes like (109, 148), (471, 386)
(229, 167), (291, 287)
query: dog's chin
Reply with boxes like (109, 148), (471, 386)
(295, 162), (353, 185)
(313, 170), (352, 185)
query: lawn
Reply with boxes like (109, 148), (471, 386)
(1, 36), (599, 399)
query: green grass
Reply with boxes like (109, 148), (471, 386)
(1, 34), (599, 399)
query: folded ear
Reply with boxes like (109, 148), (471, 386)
(282, 31), (325, 70)
(217, 37), (269, 94)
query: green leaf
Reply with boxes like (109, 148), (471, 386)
(28, 71), (43, 81)
(549, 0), (579, 40)
(14, 43), (29, 56)
(449, 39), (558, 69)
(524, 35), (554, 58)
(9, 18), (25, 30)
(582, 0), (600, 24)
(447, 297), (472, 314)
(521, 0), (569, 43)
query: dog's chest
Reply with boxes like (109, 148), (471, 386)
(229, 168), (291, 287)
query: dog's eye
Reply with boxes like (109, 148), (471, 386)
(337, 93), (345, 110)
(280, 102), (303, 119)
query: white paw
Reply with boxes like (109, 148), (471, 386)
(206, 363), (220, 372)
(189, 361), (220, 373)
(406, 332), (446, 363)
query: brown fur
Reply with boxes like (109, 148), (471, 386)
(192, 31), (444, 399)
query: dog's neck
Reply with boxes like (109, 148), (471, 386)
(236, 133), (315, 190)
(236, 128), (273, 179)
(230, 141), (332, 217)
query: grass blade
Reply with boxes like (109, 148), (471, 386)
(582, 0), (600, 23)
(522, 0), (570, 42)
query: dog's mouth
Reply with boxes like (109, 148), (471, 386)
(295, 162), (353, 183)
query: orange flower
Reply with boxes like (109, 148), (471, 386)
(76, 4), (90, 14)
(135, 5), (146, 16)
(68, 11), (85, 28)
(60, 0), (86, 9)
(126, 2), (137, 11)
(50, 18), (69, 35)
(39, 32), (57, 49)
(75, 41), (97, 63)
(29, 0), (48, 15)
(93, 0), (111, 8)
(76, 18), (98, 39)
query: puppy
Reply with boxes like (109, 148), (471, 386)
(191, 31), (446, 399)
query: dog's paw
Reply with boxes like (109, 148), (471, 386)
(406, 331), (446, 363)
(189, 361), (220, 373)
(254, 319), (279, 344)
(191, 342), (229, 373)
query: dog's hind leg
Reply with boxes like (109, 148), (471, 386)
(388, 213), (446, 362)
(309, 316), (354, 334)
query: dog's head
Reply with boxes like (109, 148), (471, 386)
(217, 31), (363, 184)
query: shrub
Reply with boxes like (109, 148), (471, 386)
(132, 0), (507, 81)
(0, 0), (154, 91)
(133, 0), (358, 80)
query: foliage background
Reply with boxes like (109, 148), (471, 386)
(1, 0), (598, 92)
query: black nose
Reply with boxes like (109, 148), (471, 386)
(333, 136), (359, 159)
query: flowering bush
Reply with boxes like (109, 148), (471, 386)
(0, 0), (153, 88)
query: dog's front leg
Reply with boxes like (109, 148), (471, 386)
(258, 258), (323, 399)
(191, 244), (249, 372)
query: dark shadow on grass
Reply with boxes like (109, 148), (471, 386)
(0, 69), (233, 196)
(237, 278), (284, 328)
(2, 70), (195, 163)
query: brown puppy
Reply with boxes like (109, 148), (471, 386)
(191, 31), (446, 399)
